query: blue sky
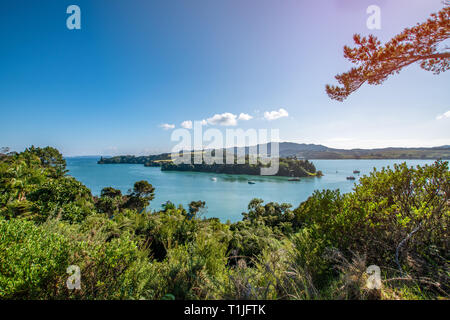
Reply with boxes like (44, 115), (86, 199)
(0, 0), (449, 156)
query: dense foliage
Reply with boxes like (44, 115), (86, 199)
(160, 155), (319, 178)
(0, 146), (448, 300)
(98, 153), (171, 165)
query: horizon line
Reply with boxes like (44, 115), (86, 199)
(62, 141), (450, 157)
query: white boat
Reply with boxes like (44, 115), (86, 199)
(211, 177), (217, 181)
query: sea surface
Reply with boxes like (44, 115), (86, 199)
(66, 157), (436, 222)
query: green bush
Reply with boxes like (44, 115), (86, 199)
(0, 218), (70, 299)
(292, 161), (449, 290)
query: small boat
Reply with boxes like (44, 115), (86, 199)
(346, 176), (356, 180)
(248, 181), (256, 184)
(288, 178), (301, 181)
(211, 177), (217, 181)
(353, 170), (361, 174)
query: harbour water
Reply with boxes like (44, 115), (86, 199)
(66, 157), (436, 222)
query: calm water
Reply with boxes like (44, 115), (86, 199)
(66, 158), (435, 222)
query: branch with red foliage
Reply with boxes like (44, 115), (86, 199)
(326, 5), (450, 101)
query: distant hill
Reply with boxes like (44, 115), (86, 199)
(228, 142), (450, 160)
(98, 142), (450, 164)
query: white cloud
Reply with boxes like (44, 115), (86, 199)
(181, 120), (193, 129)
(207, 112), (238, 126)
(238, 113), (253, 121)
(264, 108), (289, 121)
(159, 123), (175, 130)
(178, 112), (251, 128)
(436, 110), (450, 120)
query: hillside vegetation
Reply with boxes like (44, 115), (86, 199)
(159, 154), (320, 177)
(0, 146), (448, 300)
(97, 143), (450, 165)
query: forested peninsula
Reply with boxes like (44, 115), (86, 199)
(99, 153), (321, 178)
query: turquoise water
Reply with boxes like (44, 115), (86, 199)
(66, 158), (436, 222)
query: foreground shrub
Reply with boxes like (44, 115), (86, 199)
(293, 161), (449, 295)
(0, 218), (70, 299)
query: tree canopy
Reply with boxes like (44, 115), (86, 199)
(326, 3), (449, 101)
(23, 146), (67, 178)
